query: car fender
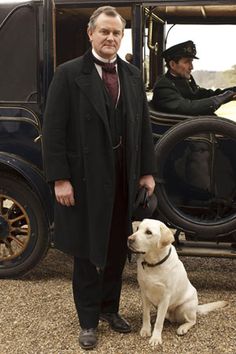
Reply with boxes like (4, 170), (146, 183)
(0, 152), (54, 226)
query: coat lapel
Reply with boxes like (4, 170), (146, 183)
(118, 59), (141, 175)
(74, 51), (141, 151)
(74, 50), (111, 140)
(118, 58), (140, 123)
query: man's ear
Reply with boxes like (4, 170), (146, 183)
(132, 221), (141, 232)
(87, 28), (93, 41)
(160, 222), (175, 247)
(169, 59), (177, 71)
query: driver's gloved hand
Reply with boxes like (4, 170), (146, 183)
(227, 86), (236, 92)
(212, 90), (236, 109)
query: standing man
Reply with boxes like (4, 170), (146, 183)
(43, 6), (156, 351)
(152, 40), (236, 115)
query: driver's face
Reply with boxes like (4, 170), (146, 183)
(169, 57), (194, 79)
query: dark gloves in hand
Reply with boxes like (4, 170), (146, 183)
(133, 187), (157, 220)
(227, 86), (236, 93)
(212, 90), (235, 109)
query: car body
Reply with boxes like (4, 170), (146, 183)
(0, 0), (235, 278)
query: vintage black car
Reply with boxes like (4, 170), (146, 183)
(0, 0), (236, 278)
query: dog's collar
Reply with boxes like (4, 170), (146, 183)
(141, 247), (172, 269)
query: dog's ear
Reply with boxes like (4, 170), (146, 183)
(160, 223), (175, 247)
(132, 221), (141, 232)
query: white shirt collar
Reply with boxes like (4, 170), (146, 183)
(92, 49), (117, 64)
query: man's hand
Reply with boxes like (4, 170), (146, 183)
(139, 175), (155, 196)
(54, 180), (75, 206)
(214, 90), (236, 106)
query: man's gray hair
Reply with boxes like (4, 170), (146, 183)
(88, 6), (126, 31)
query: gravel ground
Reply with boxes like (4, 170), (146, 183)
(0, 249), (235, 354)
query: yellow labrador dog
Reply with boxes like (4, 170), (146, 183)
(128, 219), (227, 349)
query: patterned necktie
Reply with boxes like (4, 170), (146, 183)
(93, 57), (119, 105)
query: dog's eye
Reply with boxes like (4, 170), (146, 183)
(146, 229), (152, 235)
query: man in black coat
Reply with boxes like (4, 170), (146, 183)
(152, 40), (236, 115)
(43, 6), (156, 350)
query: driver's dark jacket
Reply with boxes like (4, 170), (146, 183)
(152, 71), (234, 115)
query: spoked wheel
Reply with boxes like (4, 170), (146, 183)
(0, 173), (49, 278)
(155, 117), (236, 239)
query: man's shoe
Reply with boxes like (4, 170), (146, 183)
(99, 313), (131, 333)
(79, 328), (97, 350)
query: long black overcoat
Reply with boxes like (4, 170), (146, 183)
(42, 50), (156, 268)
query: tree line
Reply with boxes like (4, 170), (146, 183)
(193, 65), (236, 89)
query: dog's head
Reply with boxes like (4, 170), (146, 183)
(128, 219), (175, 254)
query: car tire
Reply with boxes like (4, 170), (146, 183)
(0, 173), (49, 278)
(154, 116), (236, 238)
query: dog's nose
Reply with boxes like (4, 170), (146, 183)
(127, 235), (135, 246)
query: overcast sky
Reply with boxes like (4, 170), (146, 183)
(166, 24), (236, 72)
(120, 24), (236, 72)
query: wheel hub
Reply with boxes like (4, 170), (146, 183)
(0, 216), (9, 241)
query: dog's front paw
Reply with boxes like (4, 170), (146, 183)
(140, 326), (151, 337)
(149, 333), (162, 348)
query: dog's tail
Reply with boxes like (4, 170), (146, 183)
(197, 301), (228, 315)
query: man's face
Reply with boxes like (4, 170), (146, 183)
(169, 57), (194, 79)
(87, 13), (124, 60)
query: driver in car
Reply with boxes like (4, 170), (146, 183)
(151, 40), (236, 115)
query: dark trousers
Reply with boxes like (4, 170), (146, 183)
(72, 153), (128, 329)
